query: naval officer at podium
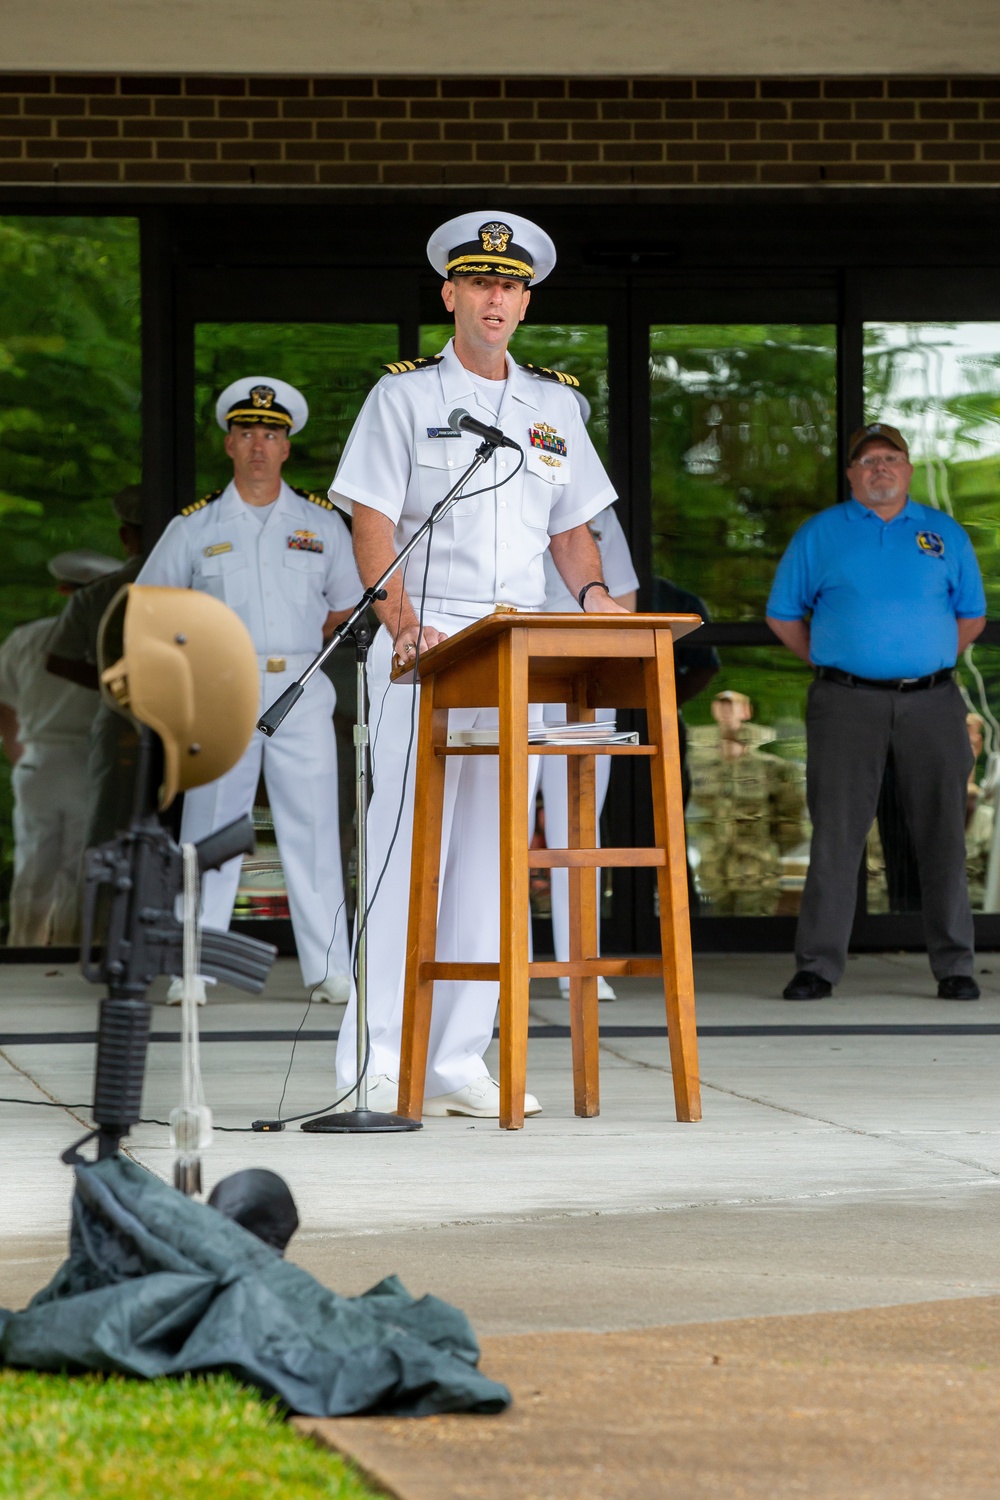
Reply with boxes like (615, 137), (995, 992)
(329, 211), (628, 1118)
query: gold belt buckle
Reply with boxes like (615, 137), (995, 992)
(265, 656), (287, 673)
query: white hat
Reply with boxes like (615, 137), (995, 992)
(48, 550), (122, 586)
(427, 212), (557, 286)
(215, 377), (308, 435)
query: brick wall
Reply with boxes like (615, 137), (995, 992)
(1, 74), (999, 186)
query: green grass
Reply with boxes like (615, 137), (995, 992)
(0, 1369), (386, 1500)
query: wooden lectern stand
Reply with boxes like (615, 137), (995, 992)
(397, 612), (703, 1131)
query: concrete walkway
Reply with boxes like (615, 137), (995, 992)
(3, 950), (1000, 1332)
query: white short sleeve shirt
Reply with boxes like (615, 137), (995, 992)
(330, 340), (617, 611)
(137, 479), (361, 655)
(542, 504), (639, 612)
(0, 617), (97, 746)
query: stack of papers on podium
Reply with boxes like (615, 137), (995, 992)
(448, 721), (640, 747)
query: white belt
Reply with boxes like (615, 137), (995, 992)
(415, 596), (538, 616)
(257, 652), (315, 673)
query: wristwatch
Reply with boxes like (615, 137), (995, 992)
(578, 580), (611, 609)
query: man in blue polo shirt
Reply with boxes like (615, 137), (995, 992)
(766, 421), (986, 1001)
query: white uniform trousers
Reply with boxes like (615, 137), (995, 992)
(336, 611), (541, 1097)
(538, 705), (615, 963)
(180, 663), (349, 986)
(9, 742), (90, 946)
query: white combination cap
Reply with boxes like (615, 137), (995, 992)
(215, 377), (308, 435)
(427, 212), (557, 285)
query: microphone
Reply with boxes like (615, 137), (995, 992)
(448, 408), (521, 451)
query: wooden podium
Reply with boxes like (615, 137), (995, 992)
(397, 612), (703, 1131)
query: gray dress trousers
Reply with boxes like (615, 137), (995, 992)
(795, 676), (975, 983)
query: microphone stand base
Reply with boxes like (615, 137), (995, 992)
(300, 1108), (422, 1134)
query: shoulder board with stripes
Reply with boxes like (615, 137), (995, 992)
(522, 363), (580, 388)
(292, 486), (336, 511)
(381, 356), (444, 376)
(180, 488), (223, 518)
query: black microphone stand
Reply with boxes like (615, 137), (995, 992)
(258, 436), (506, 1134)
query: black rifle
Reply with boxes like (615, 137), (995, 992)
(66, 729), (277, 1164)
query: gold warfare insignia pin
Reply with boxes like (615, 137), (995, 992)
(480, 221), (513, 253)
(288, 529), (324, 554)
(529, 422), (568, 458)
(204, 542), (233, 556)
(916, 530), (945, 558)
(250, 384), (276, 409)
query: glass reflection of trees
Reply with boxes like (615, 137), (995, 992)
(650, 325), (838, 623)
(0, 216), (141, 939)
(651, 326), (836, 734)
(864, 323), (1000, 913)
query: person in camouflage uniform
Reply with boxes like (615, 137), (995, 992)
(687, 690), (808, 916)
(964, 712), (994, 910)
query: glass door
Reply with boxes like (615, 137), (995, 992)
(647, 323), (837, 928)
(863, 321), (1000, 920)
(0, 215), (141, 949)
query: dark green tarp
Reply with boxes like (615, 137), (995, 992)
(0, 1156), (511, 1417)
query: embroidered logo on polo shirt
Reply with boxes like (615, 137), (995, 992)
(288, 530), (323, 554)
(916, 531), (945, 558)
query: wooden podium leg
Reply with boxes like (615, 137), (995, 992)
(398, 690), (448, 1121)
(498, 630), (530, 1130)
(645, 634), (702, 1122)
(567, 751), (600, 1117)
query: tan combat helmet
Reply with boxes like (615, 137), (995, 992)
(97, 585), (259, 810)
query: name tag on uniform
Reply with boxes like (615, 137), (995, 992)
(427, 426), (462, 438)
(288, 530), (323, 554)
(916, 530), (945, 558)
(204, 542), (233, 557)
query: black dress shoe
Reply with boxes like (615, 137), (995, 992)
(782, 969), (833, 1001)
(937, 975), (981, 1001)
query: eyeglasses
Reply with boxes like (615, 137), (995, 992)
(852, 453), (908, 469)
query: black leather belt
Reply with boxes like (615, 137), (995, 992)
(815, 666), (953, 693)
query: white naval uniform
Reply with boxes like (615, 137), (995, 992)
(330, 338), (616, 1094)
(0, 617), (97, 945)
(137, 479), (362, 984)
(539, 505), (640, 965)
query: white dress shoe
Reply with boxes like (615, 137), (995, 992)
(165, 976), (207, 1006)
(558, 977), (616, 1001)
(310, 975), (351, 1003)
(423, 1076), (542, 1118)
(336, 1074), (400, 1113)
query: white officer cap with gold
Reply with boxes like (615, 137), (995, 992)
(215, 377), (308, 436)
(48, 550), (121, 586)
(427, 212), (557, 286)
